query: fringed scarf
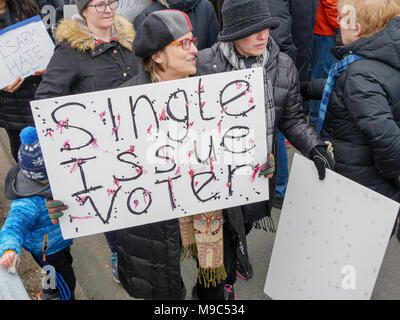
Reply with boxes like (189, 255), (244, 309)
(179, 211), (227, 288)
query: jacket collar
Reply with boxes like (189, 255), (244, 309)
(55, 14), (135, 52)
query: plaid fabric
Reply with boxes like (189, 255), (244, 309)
(316, 54), (365, 133)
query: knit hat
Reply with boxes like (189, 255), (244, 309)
(73, 0), (91, 14)
(218, 0), (280, 42)
(18, 127), (48, 181)
(134, 9), (193, 59)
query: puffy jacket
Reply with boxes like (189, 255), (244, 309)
(116, 68), (185, 300)
(314, 0), (340, 36)
(0, 165), (72, 257)
(0, 1), (42, 131)
(133, 0), (220, 50)
(35, 15), (138, 99)
(321, 17), (400, 203)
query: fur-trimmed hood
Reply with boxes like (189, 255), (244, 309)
(55, 14), (135, 52)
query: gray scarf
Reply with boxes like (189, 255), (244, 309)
(219, 41), (276, 153)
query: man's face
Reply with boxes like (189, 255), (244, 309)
(234, 28), (270, 57)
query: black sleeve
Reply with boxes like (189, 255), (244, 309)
(35, 42), (78, 100)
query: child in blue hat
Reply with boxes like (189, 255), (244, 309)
(0, 126), (75, 300)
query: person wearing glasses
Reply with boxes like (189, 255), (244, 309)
(133, 0), (220, 51)
(116, 10), (227, 300)
(35, 0), (138, 284)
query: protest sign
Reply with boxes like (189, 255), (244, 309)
(116, 0), (152, 22)
(264, 154), (400, 300)
(31, 68), (270, 239)
(0, 15), (54, 89)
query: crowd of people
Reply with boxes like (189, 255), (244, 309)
(0, 0), (399, 300)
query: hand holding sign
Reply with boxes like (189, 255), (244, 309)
(1, 77), (25, 93)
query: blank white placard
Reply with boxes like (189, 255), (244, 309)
(264, 153), (399, 300)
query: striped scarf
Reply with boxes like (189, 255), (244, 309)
(316, 53), (365, 133)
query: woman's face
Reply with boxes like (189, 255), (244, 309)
(234, 29), (270, 57)
(82, 0), (116, 32)
(154, 32), (198, 80)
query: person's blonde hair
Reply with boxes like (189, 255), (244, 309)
(338, 0), (400, 37)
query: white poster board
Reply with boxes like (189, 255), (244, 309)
(116, 0), (152, 22)
(31, 68), (269, 239)
(0, 15), (54, 88)
(264, 154), (400, 300)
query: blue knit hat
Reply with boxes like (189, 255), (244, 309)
(18, 126), (48, 181)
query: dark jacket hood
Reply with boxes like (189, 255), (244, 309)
(156, 0), (198, 13)
(333, 16), (400, 71)
(4, 165), (52, 200)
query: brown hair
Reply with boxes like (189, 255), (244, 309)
(142, 57), (165, 76)
(338, 0), (400, 37)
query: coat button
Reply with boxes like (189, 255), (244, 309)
(113, 49), (118, 54)
(123, 72), (127, 77)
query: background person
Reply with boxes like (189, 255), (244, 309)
(0, 0), (45, 162)
(133, 0), (220, 50)
(309, 0), (340, 127)
(35, 0), (138, 283)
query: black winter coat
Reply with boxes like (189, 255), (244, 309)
(35, 15), (138, 99)
(116, 69), (185, 300)
(321, 17), (400, 203)
(289, 0), (318, 81)
(133, 0), (220, 50)
(0, 2), (41, 131)
(269, 0), (297, 63)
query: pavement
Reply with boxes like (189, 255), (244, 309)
(1, 127), (400, 300)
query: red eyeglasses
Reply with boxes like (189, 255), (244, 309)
(169, 37), (198, 50)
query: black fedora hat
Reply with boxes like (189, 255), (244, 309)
(218, 0), (280, 42)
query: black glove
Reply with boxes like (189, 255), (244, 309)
(309, 142), (335, 180)
(300, 81), (310, 101)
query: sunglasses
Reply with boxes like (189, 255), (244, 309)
(169, 37), (198, 50)
(88, 0), (119, 14)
